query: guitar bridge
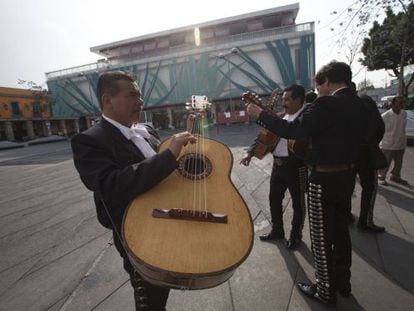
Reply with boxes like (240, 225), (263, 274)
(152, 208), (227, 224)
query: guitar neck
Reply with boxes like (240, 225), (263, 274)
(187, 113), (207, 135)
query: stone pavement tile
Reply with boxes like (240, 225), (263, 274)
(368, 191), (405, 233)
(252, 210), (272, 234)
(58, 243), (129, 311)
(93, 282), (134, 311)
(390, 203), (414, 237)
(376, 183), (414, 236)
(168, 282), (232, 311)
(250, 156), (274, 170)
(0, 234), (110, 311)
(0, 165), (75, 193)
(376, 229), (414, 293)
(237, 166), (270, 192)
(251, 177), (291, 221)
(238, 185), (264, 223)
(230, 238), (297, 311)
(0, 217), (109, 296)
(0, 209), (102, 272)
(349, 229), (383, 270)
(0, 252), (45, 296)
(0, 178), (83, 217)
(230, 171), (243, 189)
(350, 252), (414, 311)
(26, 218), (110, 274)
(0, 192), (92, 239)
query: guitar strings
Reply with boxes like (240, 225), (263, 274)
(191, 116), (197, 214)
(202, 113), (208, 216)
(186, 110), (209, 216)
(197, 116), (202, 215)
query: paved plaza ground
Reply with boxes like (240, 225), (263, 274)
(0, 123), (413, 311)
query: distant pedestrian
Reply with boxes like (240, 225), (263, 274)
(350, 82), (386, 233)
(378, 96), (408, 186)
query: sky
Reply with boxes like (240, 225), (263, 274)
(0, 0), (392, 90)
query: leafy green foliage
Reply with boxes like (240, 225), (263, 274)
(360, 2), (414, 95)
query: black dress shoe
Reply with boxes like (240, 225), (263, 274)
(259, 230), (284, 241)
(357, 223), (385, 233)
(286, 237), (301, 250)
(297, 282), (336, 306)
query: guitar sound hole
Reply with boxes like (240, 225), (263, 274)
(178, 153), (212, 180)
(184, 158), (204, 175)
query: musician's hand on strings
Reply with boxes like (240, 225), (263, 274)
(168, 131), (197, 158)
(240, 154), (252, 166)
(246, 103), (263, 119)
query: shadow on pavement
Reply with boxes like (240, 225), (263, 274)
(352, 229), (414, 294)
(377, 184), (414, 214)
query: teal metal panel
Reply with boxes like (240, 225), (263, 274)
(48, 36), (315, 117)
(299, 34), (314, 89)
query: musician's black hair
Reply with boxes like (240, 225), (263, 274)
(97, 71), (136, 109)
(314, 61), (352, 86)
(284, 84), (305, 103)
(305, 90), (317, 103)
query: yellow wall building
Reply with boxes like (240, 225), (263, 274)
(0, 87), (55, 141)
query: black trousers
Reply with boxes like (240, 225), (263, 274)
(354, 152), (379, 226)
(113, 232), (170, 311)
(269, 158), (307, 238)
(308, 169), (355, 304)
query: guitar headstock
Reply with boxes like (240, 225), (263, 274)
(241, 91), (262, 107)
(267, 89), (283, 109)
(186, 95), (211, 113)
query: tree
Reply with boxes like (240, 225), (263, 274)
(324, 0), (412, 84)
(359, 2), (414, 97)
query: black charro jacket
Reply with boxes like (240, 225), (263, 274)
(71, 118), (178, 233)
(256, 87), (368, 166)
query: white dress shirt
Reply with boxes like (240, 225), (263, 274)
(380, 109), (407, 150)
(273, 106), (305, 157)
(102, 115), (157, 158)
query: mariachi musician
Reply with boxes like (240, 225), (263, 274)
(241, 84), (308, 250)
(71, 71), (196, 311)
(246, 62), (368, 306)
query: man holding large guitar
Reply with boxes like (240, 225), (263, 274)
(71, 71), (196, 311)
(241, 85), (308, 250)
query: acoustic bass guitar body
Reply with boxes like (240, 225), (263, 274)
(122, 135), (254, 290)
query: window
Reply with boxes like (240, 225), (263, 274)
(33, 102), (42, 115)
(262, 15), (282, 29)
(215, 27), (229, 37)
(157, 39), (169, 49)
(131, 45), (143, 54)
(11, 101), (20, 116)
(229, 22), (247, 35)
(144, 41), (156, 51)
(169, 34), (185, 47)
